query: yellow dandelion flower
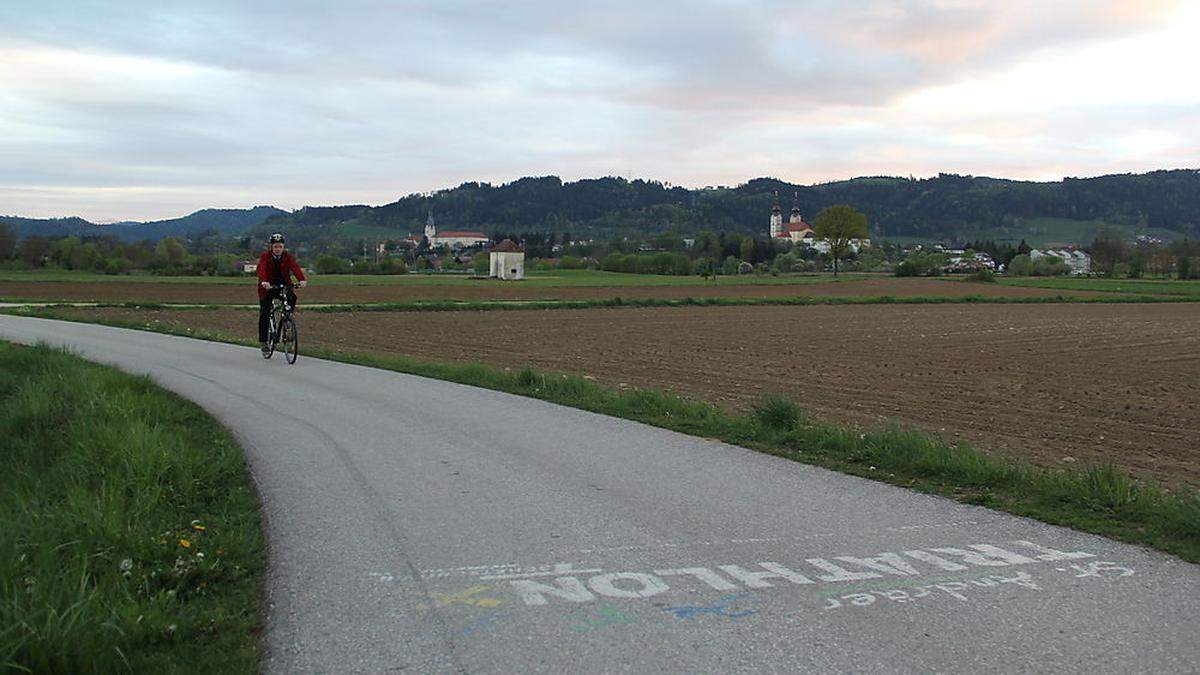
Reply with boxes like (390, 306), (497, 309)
(192, 524), (206, 532)
(179, 539), (191, 548)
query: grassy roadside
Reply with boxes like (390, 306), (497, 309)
(7, 308), (1198, 564)
(0, 341), (265, 673)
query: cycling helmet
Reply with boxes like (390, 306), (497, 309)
(269, 233), (286, 244)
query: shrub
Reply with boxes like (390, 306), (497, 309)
(378, 258), (408, 275)
(600, 252), (692, 275)
(1006, 254), (1034, 276)
(966, 269), (996, 283)
(314, 254), (349, 275)
(752, 396), (805, 431)
(721, 256), (739, 276)
(896, 253), (946, 277)
(1031, 255), (1069, 276)
(473, 255), (490, 275)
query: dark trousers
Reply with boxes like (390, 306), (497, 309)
(258, 288), (297, 343)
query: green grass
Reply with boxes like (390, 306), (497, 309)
(999, 277), (1200, 297)
(0, 342), (265, 674)
(0, 268), (867, 288)
(6, 310), (1198, 564)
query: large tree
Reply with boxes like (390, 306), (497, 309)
(0, 222), (16, 260)
(813, 204), (869, 276)
(1088, 233), (1128, 277)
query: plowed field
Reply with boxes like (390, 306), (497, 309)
(48, 302), (1200, 488)
(0, 276), (1109, 304)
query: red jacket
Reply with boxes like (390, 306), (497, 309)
(257, 251), (306, 300)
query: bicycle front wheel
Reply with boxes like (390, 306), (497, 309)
(282, 316), (298, 364)
(266, 305), (284, 358)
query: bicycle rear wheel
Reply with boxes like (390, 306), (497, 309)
(281, 316), (298, 364)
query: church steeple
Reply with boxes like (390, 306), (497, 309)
(769, 190), (783, 238)
(424, 211), (436, 241)
(789, 191), (802, 223)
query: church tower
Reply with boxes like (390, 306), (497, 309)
(769, 191), (783, 238)
(789, 191), (802, 224)
(424, 211), (437, 241)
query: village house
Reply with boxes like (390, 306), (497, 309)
(1027, 247), (1094, 273)
(942, 251), (996, 273)
(1031, 249), (1092, 275)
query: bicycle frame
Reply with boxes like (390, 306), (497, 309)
(265, 285), (297, 355)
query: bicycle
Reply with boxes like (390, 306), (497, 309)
(264, 284), (299, 364)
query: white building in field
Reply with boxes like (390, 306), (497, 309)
(489, 239), (525, 280)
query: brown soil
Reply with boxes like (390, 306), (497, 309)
(53, 303), (1200, 489)
(0, 277), (1110, 304)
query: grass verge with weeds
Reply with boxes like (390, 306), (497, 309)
(6, 308), (1199, 564)
(0, 341), (265, 674)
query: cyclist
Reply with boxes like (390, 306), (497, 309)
(257, 233), (307, 357)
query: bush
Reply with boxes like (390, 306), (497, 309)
(559, 255), (588, 270)
(721, 256), (739, 276)
(314, 254), (349, 275)
(896, 253), (946, 277)
(600, 251), (692, 275)
(103, 257), (131, 275)
(966, 269), (996, 283)
(1031, 255), (1068, 276)
(378, 258), (408, 275)
(752, 396), (805, 431)
(1179, 256), (1192, 280)
(473, 255), (490, 275)
(1006, 254), (1034, 276)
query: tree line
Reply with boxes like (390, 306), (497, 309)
(0, 226), (249, 276)
(251, 170), (1200, 244)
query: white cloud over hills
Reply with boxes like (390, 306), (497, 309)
(1, 0), (1196, 220)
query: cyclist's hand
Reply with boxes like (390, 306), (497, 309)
(296, 280), (307, 289)
(261, 281), (271, 289)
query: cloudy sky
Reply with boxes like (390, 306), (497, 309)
(2, 0), (1197, 221)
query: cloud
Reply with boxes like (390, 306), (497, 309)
(0, 0), (1196, 220)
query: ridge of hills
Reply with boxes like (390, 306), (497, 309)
(6, 169), (1198, 247)
(249, 169), (1200, 247)
(0, 206), (285, 242)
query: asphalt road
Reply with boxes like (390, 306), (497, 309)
(2, 314), (1198, 674)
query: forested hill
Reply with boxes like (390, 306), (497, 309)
(255, 169), (1199, 245)
(8, 170), (1198, 246)
(2, 206), (285, 242)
